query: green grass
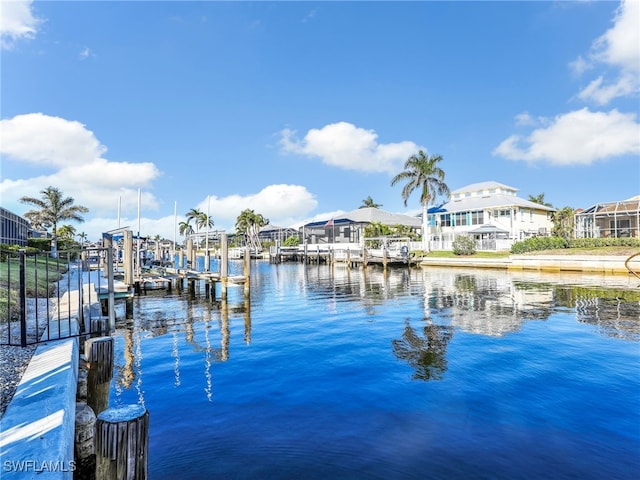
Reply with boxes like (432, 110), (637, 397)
(416, 246), (639, 259)
(0, 255), (66, 322)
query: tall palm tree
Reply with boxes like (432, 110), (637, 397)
(359, 196), (382, 209)
(185, 208), (204, 233)
(20, 186), (89, 257)
(391, 151), (450, 251)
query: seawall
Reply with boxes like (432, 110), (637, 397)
(420, 255), (633, 276)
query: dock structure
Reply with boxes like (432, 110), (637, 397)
(119, 233), (252, 303)
(269, 242), (414, 269)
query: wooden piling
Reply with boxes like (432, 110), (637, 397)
(186, 238), (194, 269)
(220, 234), (228, 301)
(96, 405), (149, 480)
(124, 230), (134, 286)
(85, 337), (114, 384)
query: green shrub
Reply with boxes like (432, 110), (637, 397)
(27, 238), (52, 251)
(510, 236), (569, 254)
(569, 237), (640, 248)
(283, 236), (300, 246)
(452, 235), (476, 256)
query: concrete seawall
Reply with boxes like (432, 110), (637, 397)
(420, 255), (633, 276)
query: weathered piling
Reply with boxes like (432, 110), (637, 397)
(220, 234), (229, 301)
(85, 336), (114, 416)
(96, 405), (149, 480)
(85, 337), (114, 385)
(75, 401), (97, 470)
(124, 230), (134, 286)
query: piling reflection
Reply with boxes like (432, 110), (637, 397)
(112, 287), (251, 404)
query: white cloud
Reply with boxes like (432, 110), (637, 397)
(592, 0), (639, 73)
(493, 108), (640, 165)
(569, 55), (592, 77)
(0, 113), (162, 217)
(79, 47), (95, 60)
(0, 113), (107, 167)
(194, 184), (318, 229)
(0, 0), (41, 49)
(279, 122), (423, 174)
(575, 0), (639, 104)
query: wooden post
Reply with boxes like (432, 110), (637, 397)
(220, 234), (228, 301)
(383, 246), (388, 270)
(96, 405), (149, 480)
(125, 298), (133, 319)
(178, 249), (184, 269)
(75, 401), (96, 469)
(85, 337), (114, 384)
(244, 246), (250, 299)
(85, 337), (112, 416)
(186, 238), (193, 269)
(124, 230), (134, 286)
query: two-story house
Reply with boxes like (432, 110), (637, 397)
(427, 181), (555, 250)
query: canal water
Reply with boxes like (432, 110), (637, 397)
(108, 262), (640, 479)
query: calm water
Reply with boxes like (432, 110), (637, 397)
(107, 262), (640, 479)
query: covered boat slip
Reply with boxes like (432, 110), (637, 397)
(269, 239), (416, 267)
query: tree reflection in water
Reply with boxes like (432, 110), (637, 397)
(392, 319), (454, 381)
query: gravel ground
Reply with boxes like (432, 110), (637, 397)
(0, 298), (54, 418)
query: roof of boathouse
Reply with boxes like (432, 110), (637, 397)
(304, 207), (421, 229)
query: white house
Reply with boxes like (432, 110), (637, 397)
(427, 181), (555, 251)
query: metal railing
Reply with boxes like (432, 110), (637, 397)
(1, 246), (115, 347)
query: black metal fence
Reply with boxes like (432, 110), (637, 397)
(0, 246), (115, 347)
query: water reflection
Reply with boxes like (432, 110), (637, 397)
(112, 288), (251, 404)
(391, 320), (454, 381)
(422, 267), (639, 340)
(111, 264), (639, 405)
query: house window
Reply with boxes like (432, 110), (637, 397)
(498, 209), (511, 217)
(441, 214), (451, 227)
(471, 211), (484, 225)
(454, 212), (468, 226)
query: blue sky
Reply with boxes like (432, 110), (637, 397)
(1, 0), (638, 242)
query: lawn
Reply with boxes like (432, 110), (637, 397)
(0, 254), (66, 322)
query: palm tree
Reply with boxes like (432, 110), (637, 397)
(235, 209), (269, 251)
(391, 151), (450, 251)
(179, 221), (194, 237)
(20, 186), (89, 257)
(185, 208), (204, 233)
(359, 196), (382, 209)
(527, 193), (554, 208)
(77, 231), (88, 247)
(57, 224), (77, 240)
(196, 211), (214, 232)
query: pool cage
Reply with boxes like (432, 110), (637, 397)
(574, 197), (640, 239)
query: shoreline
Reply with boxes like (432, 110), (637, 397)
(420, 254), (635, 276)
